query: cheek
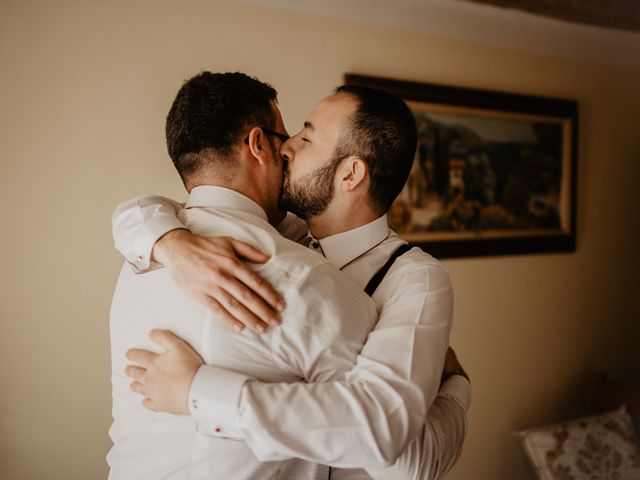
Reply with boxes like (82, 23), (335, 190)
(292, 152), (318, 178)
(286, 157), (302, 179)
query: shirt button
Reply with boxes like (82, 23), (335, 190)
(191, 399), (198, 410)
(214, 427), (222, 433)
(137, 255), (145, 264)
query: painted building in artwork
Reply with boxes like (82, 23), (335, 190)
(449, 157), (466, 193)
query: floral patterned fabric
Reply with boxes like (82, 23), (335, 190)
(517, 405), (640, 479)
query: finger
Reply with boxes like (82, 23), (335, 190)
(130, 381), (145, 396)
(149, 329), (188, 351)
(215, 287), (268, 335)
(199, 296), (244, 333)
(221, 254), (285, 313)
(142, 397), (158, 412)
(227, 238), (271, 263)
(223, 276), (281, 327)
(126, 348), (157, 367)
(124, 365), (146, 381)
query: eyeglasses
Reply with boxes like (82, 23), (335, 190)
(244, 127), (289, 145)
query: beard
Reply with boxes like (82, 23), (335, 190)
(280, 154), (343, 220)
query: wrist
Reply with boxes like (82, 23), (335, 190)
(180, 364), (203, 415)
(152, 228), (189, 265)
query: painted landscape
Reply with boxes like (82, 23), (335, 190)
(390, 105), (567, 240)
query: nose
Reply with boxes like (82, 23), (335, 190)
(280, 137), (293, 162)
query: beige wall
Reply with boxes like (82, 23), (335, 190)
(1, 0), (639, 478)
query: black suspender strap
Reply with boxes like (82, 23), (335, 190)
(364, 244), (412, 297)
(327, 244), (412, 479)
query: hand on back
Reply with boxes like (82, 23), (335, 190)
(153, 229), (285, 334)
(126, 329), (203, 414)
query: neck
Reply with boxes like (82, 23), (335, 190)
(307, 200), (379, 239)
(188, 172), (283, 226)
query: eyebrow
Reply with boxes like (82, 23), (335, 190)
(304, 121), (315, 131)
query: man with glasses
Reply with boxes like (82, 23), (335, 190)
(113, 73), (470, 479)
(108, 71), (382, 479)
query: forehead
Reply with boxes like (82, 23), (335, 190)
(307, 93), (358, 139)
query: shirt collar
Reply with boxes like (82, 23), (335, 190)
(185, 186), (268, 222)
(318, 215), (390, 269)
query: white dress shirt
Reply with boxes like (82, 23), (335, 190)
(108, 186), (378, 480)
(112, 196), (471, 479)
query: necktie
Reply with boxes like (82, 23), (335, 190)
(302, 233), (324, 256)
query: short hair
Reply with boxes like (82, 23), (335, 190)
(334, 85), (417, 214)
(166, 71), (278, 184)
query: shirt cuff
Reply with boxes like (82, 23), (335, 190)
(130, 221), (186, 273)
(440, 375), (471, 411)
(188, 365), (250, 439)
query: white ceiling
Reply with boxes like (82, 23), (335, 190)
(234, 0), (640, 71)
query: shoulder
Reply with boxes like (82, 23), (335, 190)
(387, 232), (449, 274)
(263, 235), (372, 303)
(269, 235), (329, 279)
(377, 233), (452, 298)
(271, 241), (375, 318)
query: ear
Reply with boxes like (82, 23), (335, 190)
(246, 127), (271, 165)
(339, 157), (368, 193)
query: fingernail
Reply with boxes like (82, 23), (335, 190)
(277, 301), (286, 312)
(234, 324), (243, 332)
(256, 324), (266, 333)
(270, 315), (281, 326)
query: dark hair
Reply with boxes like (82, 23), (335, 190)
(166, 71), (278, 184)
(334, 85), (417, 214)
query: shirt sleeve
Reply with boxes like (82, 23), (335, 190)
(187, 259), (454, 470)
(361, 259), (453, 426)
(113, 197), (301, 271)
(365, 375), (471, 480)
(111, 195), (185, 271)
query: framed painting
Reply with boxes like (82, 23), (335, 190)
(344, 73), (578, 259)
